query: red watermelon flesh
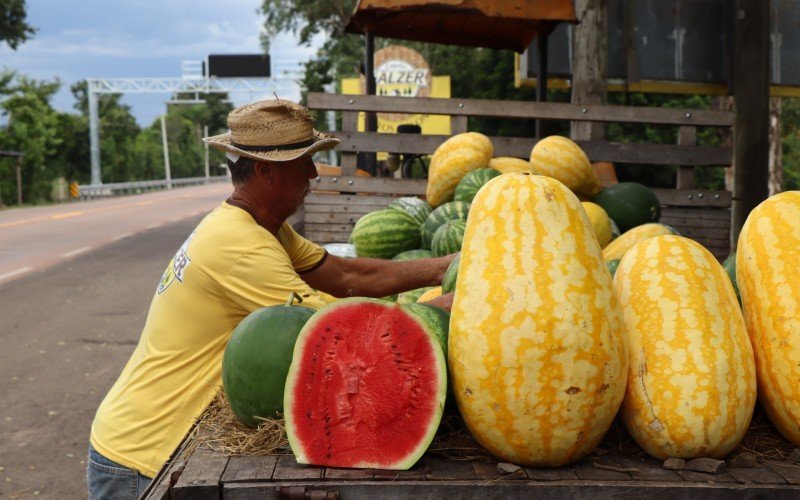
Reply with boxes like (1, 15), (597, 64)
(284, 298), (447, 470)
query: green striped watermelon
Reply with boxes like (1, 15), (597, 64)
(442, 253), (460, 294)
(431, 220), (466, 257)
(419, 201), (470, 250)
(351, 209), (421, 259)
(387, 197), (432, 226)
(397, 287), (435, 304)
(722, 252), (741, 305)
(607, 259), (621, 278)
(454, 168), (501, 204)
(591, 182), (661, 233)
(393, 249), (433, 261)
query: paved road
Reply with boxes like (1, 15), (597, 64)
(0, 186), (232, 498)
(0, 182), (232, 286)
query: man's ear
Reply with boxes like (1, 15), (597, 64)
(255, 161), (272, 179)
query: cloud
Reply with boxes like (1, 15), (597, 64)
(0, 0), (324, 124)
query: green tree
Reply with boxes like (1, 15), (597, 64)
(1, 0), (36, 50)
(783, 98), (800, 191)
(70, 81), (141, 183)
(0, 71), (61, 203)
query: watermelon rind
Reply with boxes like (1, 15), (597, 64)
(387, 197), (433, 226)
(431, 220), (466, 257)
(607, 259), (621, 278)
(222, 296), (316, 427)
(442, 253), (460, 294)
(591, 182), (661, 233)
(393, 249), (433, 261)
(283, 297), (447, 470)
(419, 201), (470, 250)
(722, 252), (741, 305)
(397, 286), (435, 304)
(454, 168), (501, 204)
(351, 209), (421, 258)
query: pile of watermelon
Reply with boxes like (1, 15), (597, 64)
(219, 133), (800, 472)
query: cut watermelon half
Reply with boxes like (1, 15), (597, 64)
(284, 297), (448, 470)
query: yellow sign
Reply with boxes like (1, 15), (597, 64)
(342, 45), (452, 136)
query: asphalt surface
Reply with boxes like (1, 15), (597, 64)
(0, 186), (232, 498)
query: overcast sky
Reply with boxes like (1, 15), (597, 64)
(0, 0), (322, 126)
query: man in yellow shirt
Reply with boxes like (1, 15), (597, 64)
(87, 99), (454, 498)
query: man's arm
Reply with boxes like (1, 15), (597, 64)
(301, 253), (457, 299)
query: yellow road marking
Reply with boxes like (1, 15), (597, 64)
(50, 211), (84, 220)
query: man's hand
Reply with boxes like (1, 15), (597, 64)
(422, 292), (454, 312)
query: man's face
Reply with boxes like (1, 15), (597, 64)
(258, 156), (318, 216)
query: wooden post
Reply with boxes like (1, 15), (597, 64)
(676, 126), (697, 189)
(535, 32), (549, 139)
(768, 96), (783, 196)
(364, 30), (377, 175)
(731, 0), (770, 249)
(571, 0), (608, 141)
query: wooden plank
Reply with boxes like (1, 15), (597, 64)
(451, 115), (468, 134)
(142, 459), (187, 499)
(372, 464), (426, 481)
(425, 456), (478, 481)
(272, 455), (323, 480)
(613, 456), (684, 482)
(220, 455), (277, 483)
(523, 466), (579, 481)
(765, 461), (800, 485)
(305, 223), (355, 233)
(728, 465), (787, 485)
(304, 212), (364, 224)
(660, 207), (731, 221)
(172, 446), (229, 500)
(307, 93), (735, 127)
(306, 193), (398, 205)
(324, 467), (375, 480)
(575, 459), (634, 481)
(303, 204), (378, 214)
(305, 231), (351, 244)
(676, 126), (698, 189)
(653, 189), (731, 208)
(676, 470), (737, 483)
(659, 217), (730, 229)
(314, 176), (426, 195)
(671, 227), (731, 240)
(331, 133), (732, 167)
(224, 481), (800, 499)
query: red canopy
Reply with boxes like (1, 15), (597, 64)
(345, 0), (577, 53)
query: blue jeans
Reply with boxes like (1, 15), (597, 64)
(87, 444), (151, 500)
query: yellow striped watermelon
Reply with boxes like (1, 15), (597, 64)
(615, 235), (756, 459)
(426, 133), (493, 208)
(737, 191), (800, 445)
(529, 136), (601, 197)
(450, 173), (628, 466)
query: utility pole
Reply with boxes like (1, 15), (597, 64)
(161, 112), (173, 189)
(204, 125), (210, 180)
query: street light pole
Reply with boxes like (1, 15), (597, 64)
(160, 112), (173, 189)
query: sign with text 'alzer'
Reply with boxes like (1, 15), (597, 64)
(342, 45), (451, 135)
(207, 54), (270, 78)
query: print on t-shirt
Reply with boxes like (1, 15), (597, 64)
(157, 231), (195, 294)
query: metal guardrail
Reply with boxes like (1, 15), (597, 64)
(78, 176), (229, 200)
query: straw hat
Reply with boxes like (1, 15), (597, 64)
(203, 98), (339, 162)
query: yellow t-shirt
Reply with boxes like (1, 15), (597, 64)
(90, 201), (327, 477)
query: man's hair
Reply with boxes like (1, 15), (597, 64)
(227, 157), (258, 185)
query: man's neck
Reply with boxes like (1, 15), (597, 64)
(227, 188), (284, 236)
